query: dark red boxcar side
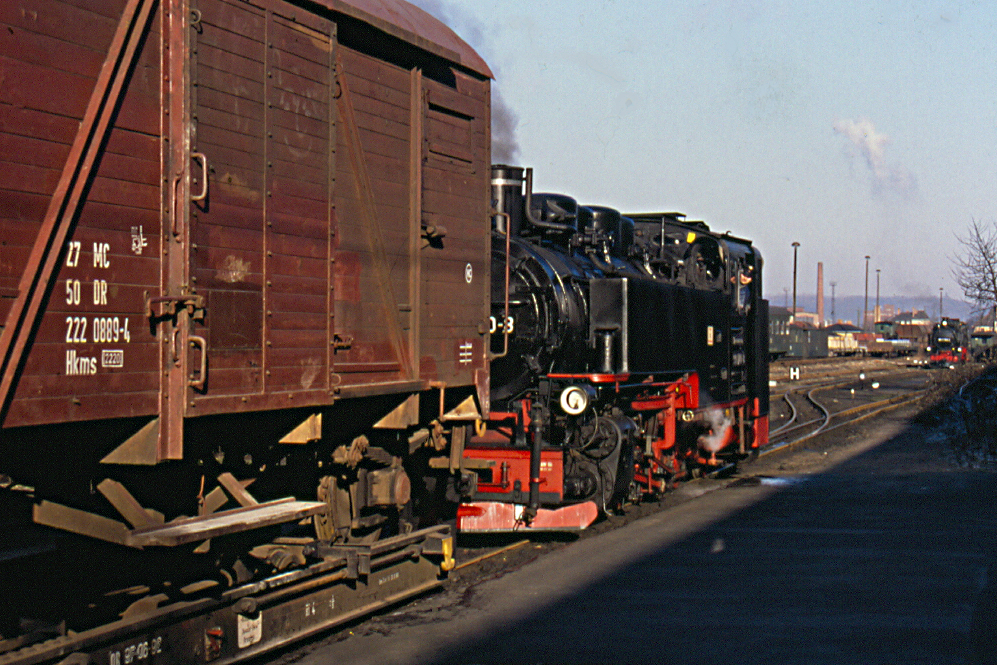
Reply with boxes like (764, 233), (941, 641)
(0, 0), (492, 533)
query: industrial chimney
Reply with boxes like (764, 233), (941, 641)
(817, 262), (825, 327)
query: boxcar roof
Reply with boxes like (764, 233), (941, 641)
(319, 0), (493, 78)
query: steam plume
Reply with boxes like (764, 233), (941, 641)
(698, 408), (733, 454)
(491, 88), (521, 164)
(833, 118), (917, 199)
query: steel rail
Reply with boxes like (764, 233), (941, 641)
(805, 385), (834, 438)
(769, 392), (798, 436)
(769, 368), (926, 439)
(455, 539), (531, 571)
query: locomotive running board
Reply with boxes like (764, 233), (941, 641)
(456, 501), (599, 533)
(0, 526), (453, 665)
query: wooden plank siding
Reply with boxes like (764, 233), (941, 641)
(418, 72), (490, 386)
(186, 3), (491, 404)
(0, 0), (163, 427)
(330, 45), (414, 380)
(188, 0), (334, 406)
(2, 0), (491, 431)
(262, 13), (333, 394)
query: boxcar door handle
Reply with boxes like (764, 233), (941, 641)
(191, 152), (208, 202)
(188, 335), (208, 390)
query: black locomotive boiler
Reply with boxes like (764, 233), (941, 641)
(457, 166), (770, 532)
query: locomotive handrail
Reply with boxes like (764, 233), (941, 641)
(489, 212), (512, 360)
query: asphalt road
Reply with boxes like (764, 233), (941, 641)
(284, 409), (997, 664)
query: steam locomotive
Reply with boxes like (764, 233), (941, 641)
(456, 166), (769, 532)
(928, 317), (970, 366)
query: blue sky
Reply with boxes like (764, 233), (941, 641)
(411, 0), (997, 307)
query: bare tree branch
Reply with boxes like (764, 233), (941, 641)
(952, 218), (997, 323)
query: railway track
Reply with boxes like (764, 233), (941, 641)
(766, 367), (930, 453)
(453, 368), (938, 571)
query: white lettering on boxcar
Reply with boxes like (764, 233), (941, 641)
(101, 350), (124, 368)
(66, 317), (131, 346)
(65, 316), (87, 343)
(65, 241), (81, 267)
(66, 279), (81, 306)
(130, 226), (148, 255)
(92, 317), (130, 343)
(93, 279), (108, 305)
(110, 636), (162, 665)
(378, 571), (400, 586)
(65, 349), (97, 376)
(93, 242), (111, 269)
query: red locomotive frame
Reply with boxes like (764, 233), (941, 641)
(459, 371), (769, 533)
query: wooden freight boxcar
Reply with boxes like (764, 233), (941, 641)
(0, 0), (493, 546)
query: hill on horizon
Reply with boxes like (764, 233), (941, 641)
(763, 293), (983, 324)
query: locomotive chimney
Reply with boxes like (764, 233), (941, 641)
(490, 165), (525, 237)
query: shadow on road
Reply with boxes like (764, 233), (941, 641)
(414, 416), (997, 665)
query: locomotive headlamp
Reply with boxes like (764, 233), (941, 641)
(560, 385), (595, 415)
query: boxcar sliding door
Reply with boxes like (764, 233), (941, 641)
(187, 0), (335, 414)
